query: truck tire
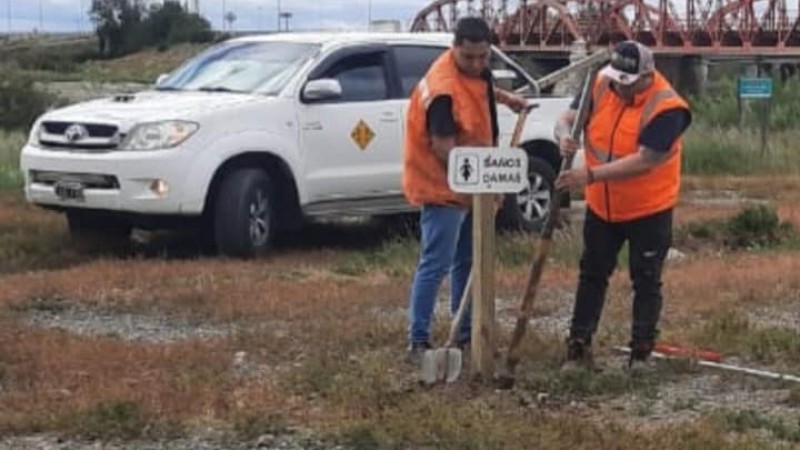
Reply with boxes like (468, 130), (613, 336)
(498, 156), (556, 233)
(213, 168), (274, 258)
(66, 210), (132, 240)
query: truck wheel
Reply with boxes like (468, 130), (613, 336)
(66, 210), (132, 240)
(213, 168), (274, 258)
(499, 156), (556, 233)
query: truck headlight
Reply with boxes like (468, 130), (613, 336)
(121, 121), (199, 151)
(27, 122), (43, 148)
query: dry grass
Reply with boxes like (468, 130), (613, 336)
(78, 44), (211, 83)
(0, 180), (799, 447)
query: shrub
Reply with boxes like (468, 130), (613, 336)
(0, 65), (57, 131)
(724, 204), (792, 250)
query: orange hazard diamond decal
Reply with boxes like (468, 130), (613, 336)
(350, 120), (375, 151)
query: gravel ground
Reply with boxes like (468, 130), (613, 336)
(747, 306), (800, 330)
(23, 306), (237, 344)
(603, 372), (798, 426)
(0, 433), (344, 450)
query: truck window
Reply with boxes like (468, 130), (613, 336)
(392, 45), (447, 97)
(321, 53), (388, 102)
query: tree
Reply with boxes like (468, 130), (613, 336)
(90, 0), (145, 57)
(146, 1), (213, 46)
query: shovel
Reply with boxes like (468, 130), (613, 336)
(420, 272), (473, 385)
(496, 66), (603, 390)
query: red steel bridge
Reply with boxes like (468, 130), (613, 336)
(410, 0), (800, 55)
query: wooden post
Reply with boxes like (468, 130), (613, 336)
(471, 193), (495, 380)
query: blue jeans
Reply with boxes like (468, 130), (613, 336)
(408, 205), (472, 345)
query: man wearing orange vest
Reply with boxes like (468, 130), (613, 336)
(554, 41), (692, 372)
(403, 17), (526, 360)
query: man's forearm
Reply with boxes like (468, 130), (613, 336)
(590, 151), (659, 182)
(494, 87), (516, 106)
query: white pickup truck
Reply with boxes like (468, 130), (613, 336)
(20, 32), (572, 257)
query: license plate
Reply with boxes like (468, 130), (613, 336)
(54, 180), (85, 201)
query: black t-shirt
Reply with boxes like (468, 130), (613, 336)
(426, 70), (499, 145)
(569, 92), (692, 153)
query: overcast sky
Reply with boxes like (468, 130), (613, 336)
(1, 0), (434, 33)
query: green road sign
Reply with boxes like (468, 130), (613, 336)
(738, 77), (773, 99)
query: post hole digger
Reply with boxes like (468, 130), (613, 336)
(495, 62), (606, 390)
(420, 102), (538, 386)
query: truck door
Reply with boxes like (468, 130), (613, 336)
(299, 45), (401, 202)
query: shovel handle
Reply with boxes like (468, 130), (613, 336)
(502, 69), (600, 376)
(444, 272), (472, 348)
(509, 103), (538, 148)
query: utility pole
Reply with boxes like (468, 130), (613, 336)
(277, 0), (281, 31)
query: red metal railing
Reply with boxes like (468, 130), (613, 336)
(411, 0), (800, 54)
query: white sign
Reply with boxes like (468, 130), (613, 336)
(448, 147), (529, 194)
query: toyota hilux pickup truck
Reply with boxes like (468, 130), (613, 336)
(20, 32), (573, 257)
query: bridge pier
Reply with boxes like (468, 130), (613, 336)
(655, 56), (708, 96)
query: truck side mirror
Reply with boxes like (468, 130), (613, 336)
(302, 79), (342, 102)
(492, 69), (518, 82)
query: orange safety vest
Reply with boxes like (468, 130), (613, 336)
(584, 70), (689, 222)
(402, 49), (493, 208)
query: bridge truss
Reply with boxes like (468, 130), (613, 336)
(410, 0), (800, 54)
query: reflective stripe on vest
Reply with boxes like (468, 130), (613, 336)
(639, 89), (678, 131)
(586, 87), (678, 163)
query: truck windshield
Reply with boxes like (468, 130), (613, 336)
(157, 41), (320, 95)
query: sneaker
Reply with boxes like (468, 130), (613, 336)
(406, 341), (432, 365)
(627, 357), (658, 375)
(560, 338), (594, 372)
(627, 341), (657, 375)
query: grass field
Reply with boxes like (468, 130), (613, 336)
(0, 175), (799, 448)
(0, 131), (24, 190)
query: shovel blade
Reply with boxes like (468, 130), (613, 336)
(421, 349), (438, 385)
(421, 348), (463, 384)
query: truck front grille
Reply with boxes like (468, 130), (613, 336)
(38, 121), (122, 151)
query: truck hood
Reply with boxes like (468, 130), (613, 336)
(41, 90), (266, 130)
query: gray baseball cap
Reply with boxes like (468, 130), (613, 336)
(599, 40), (655, 85)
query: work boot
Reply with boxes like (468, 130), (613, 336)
(406, 341), (432, 365)
(627, 340), (657, 375)
(560, 338), (594, 373)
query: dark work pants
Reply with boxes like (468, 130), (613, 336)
(568, 207), (673, 347)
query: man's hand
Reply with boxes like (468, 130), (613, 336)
(496, 88), (528, 113)
(555, 167), (592, 190)
(504, 93), (528, 113)
(559, 136), (580, 158)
